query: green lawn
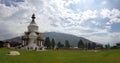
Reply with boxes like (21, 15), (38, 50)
(0, 48), (120, 63)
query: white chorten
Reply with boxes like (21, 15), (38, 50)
(22, 14), (44, 50)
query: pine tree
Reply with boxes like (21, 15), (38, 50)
(57, 42), (63, 48)
(44, 37), (51, 49)
(65, 40), (70, 48)
(97, 44), (103, 49)
(91, 42), (96, 49)
(105, 44), (110, 49)
(88, 42), (91, 49)
(78, 40), (84, 49)
(51, 38), (55, 48)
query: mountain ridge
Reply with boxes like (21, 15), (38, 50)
(6, 32), (97, 47)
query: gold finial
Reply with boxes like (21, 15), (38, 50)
(32, 13), (35, 19)
(31, 13), (36, 23)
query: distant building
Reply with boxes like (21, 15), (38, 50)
(111, 43), (120, 49)
(22, 14), (44, 50)
(116, 43), (120, 48)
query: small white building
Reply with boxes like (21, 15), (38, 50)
(22, 14), (44, 50)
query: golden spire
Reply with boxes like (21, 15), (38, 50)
(31, 13), (36, 24)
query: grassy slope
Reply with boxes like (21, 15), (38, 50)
(0, 48), (120, 63)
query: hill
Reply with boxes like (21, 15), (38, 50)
(6, 32), (95, 47)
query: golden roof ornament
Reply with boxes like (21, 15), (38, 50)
(31, 13), (36, 24)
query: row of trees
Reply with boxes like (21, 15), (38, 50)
(57, 40), (70, 48)
(44, 37), (70, 49)
(77, 40), (103, 49)
(44, 37), (103, 49)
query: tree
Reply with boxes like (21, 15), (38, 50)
(44, 37), (51, 49)
(57, 42), (64, 48)
(88, 42), (91, 49)
(96, 44), (103, 49)
(91, 42), (96, 49)
(65, 40), (70, 48)
(78, 40), (84, 49)
(0, 41), (4, 48)
(105, 44), (110, 49)
(108, 44), (110, 48)
(51, 38), (55, 48)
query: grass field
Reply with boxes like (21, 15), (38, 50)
(0, 48), (120, 63)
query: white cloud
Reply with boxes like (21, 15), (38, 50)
(88, 35), (110, 44)
(105, 25), (111, 30)
(100, 9), (111, 18)
(0, 4), (18, 17)
(101, 1), (107, 5)
(91, 20), (100, 25)
(109, 32), (120, 43)
(65, 0), (95, 7)
(81, 10), (97, 21)
(86, 32), (120, 45)
(101, 8), (120, 25)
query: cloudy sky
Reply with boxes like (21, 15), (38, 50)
(0, 0), (120, 45)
